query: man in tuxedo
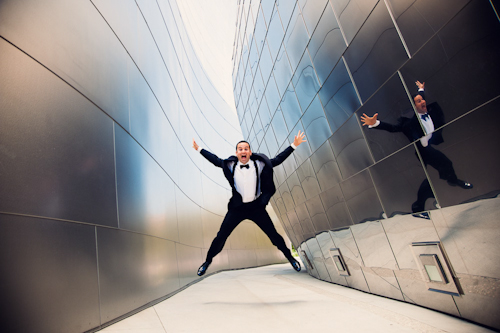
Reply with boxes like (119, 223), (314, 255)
(192, 131), (307, 276)
(360, 81), (472, 214)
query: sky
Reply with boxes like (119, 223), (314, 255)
(176, 0), (239, 111)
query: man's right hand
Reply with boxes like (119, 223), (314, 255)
(192, 139), (199, 151)
(360, 113), (378, 126)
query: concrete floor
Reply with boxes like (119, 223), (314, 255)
(98, 263), (495, 333)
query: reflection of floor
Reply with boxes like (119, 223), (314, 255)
(97, 263), (494, 333)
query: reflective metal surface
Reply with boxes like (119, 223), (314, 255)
(233, 0), (500, 328)
(0, 214), (100, 333)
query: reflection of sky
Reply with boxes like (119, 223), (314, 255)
(177, 0), (237, 112)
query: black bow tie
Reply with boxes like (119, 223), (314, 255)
(421, 114), (429, 120)
(240, 164), (249, 169)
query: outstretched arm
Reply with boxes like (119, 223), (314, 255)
(192, 138), (224, 168)
(271, 131), (307, 167)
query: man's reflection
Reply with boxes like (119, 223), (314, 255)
(360, 81), (472, 215)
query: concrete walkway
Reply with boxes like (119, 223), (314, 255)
(98, 263), (495, 333)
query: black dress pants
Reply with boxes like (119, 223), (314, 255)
(412, 145), (458, 212)
(205, 201), (292, 262)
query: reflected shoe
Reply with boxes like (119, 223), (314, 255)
(290, 259), (301, 272)
(197, 261), (211, 277)
(412, 212), (430, 220)
(447, 179), (473, 189)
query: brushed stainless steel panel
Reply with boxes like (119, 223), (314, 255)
(329, 0), (378, 44)
(305, 195), (330, 232)
(382, 214), (440, 270)
(300, 0), (329, 34)
(370, 145), (431, 217)
(277, 0), (297, 32)
(350, 221), (398, 269)
(287, 171), (307, 206)
(310, 141), (342, 192)
(280, 141), (299, 177)
(343, 1), (409, 102)
(315, 231), (348, 285)
(271, 106), (290, 147)
(453, 274), (500, 329)
(393, 270), (460, 316)
(287, 120), (313, 166)
(229, 220), (260, 250)
(308, 2), (346, 85)
(329, 228), (370, 292)
(259, 41), (274, 86)
(0, 214), (100, 333)
(176, 243), (203, 287)
(340, 169), (384, 224)
(400, 0), (500, 124)
(267, 5), (286, 61)
(0, 0), (130, 128)
(292, 52), (321, 113)
(301, 96), (332, 152)
(280, 83), (303, 130)
(228, 249), (259, 270)
(284, 6), (310, 71)
(318, 58), (360, 133)
(278, 181), (295, 212)
(386, 0), (470, 56)
(265, 76), (282, 116)
(97, 227), (180, 324)
(295, 203), (315, 235)
(306, 237), (333, 282)
(350, 221), (403, 300)
(319, 185), (353, 229)
(115, 125), (179, 240)
(432, 199), (500, 279)
(201, 209), (225, 250)
(329, 115), (373, 180)
(273, 44), (293, 95)
(299, 243), (320, 278)
(0, 39), (117, 226)
(297, 158), (321, 200)
(253, 6), (267, 54)
(175, 187), (203, 248)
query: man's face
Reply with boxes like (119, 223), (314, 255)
(414, 95), (427, 114)
(236, 142), (252, 164)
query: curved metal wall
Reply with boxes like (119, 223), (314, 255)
(0, 0), (289, 332)
(233, 0), (500, 329)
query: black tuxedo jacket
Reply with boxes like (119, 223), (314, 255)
(200, 146), (295, 209)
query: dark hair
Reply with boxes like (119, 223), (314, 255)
(411, 92), (423, 101)
(235, 140), (251, 150)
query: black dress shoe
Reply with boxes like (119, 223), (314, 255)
(290, 259), (301, 272)
(197, 261), (211, 276)
(448, 179), (473, 189)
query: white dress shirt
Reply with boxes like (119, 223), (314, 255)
(233, 160), (264, 203)
(419, 113), (434, 147)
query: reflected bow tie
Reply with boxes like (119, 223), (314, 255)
(240, 164), (249, 169)
(421, 113), (429, 120)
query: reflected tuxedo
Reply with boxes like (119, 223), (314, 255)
(200, 146), (295, 262)
(373, 92), (458, 212)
